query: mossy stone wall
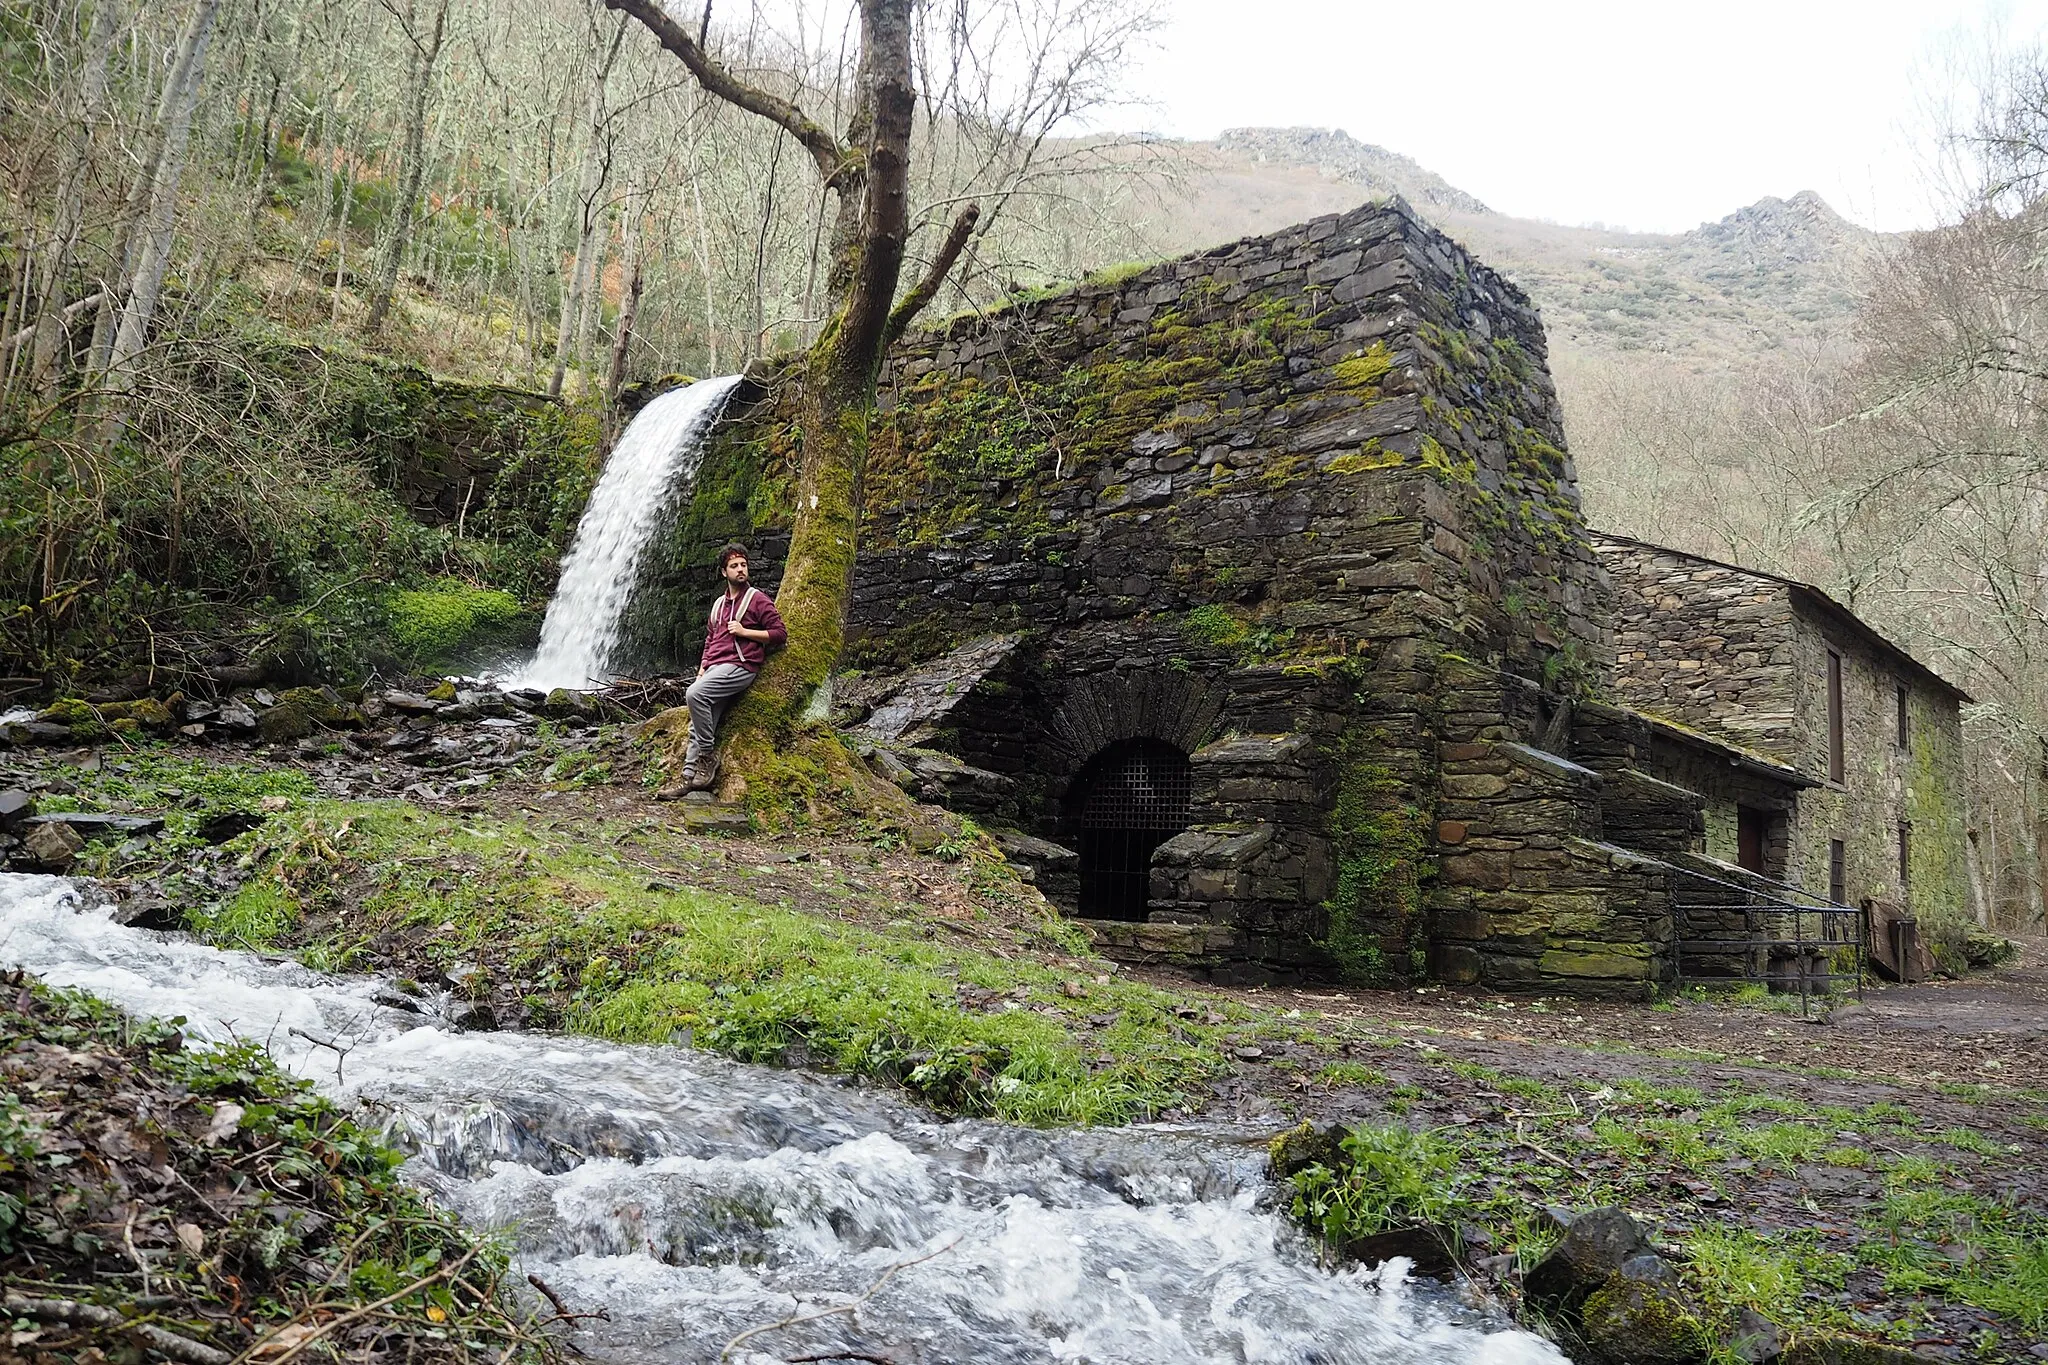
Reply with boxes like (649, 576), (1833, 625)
(1788, 612), (1974, 929)
(641, 199), (1633, 986)
(1595, 533), (1975, 929)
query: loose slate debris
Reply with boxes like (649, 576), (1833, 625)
(0, 975), (563, 1364)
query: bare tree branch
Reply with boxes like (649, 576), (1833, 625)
(602, 0), (847, 184)
(884, 202), (978, 348)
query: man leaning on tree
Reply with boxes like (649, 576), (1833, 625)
(677, 543), (786, 792)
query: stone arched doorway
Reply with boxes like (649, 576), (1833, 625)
(1064, 738), (1193, 920)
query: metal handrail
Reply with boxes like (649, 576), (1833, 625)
(1665, 858), (1864, 1016)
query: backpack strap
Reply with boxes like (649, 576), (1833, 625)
(710, 587), (759, 631)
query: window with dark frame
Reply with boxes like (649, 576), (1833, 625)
(1827, 648), (1845, 784)
(1829, 839), (1846, 906)
(1898, 823), (1911, 905)
(1897, 684), (1909, 748)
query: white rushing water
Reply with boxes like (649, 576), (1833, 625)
(516, 376), (744, 692)
(0, 872), (1565, 1365)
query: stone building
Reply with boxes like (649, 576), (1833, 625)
(624, 198), (1974, 997)
(1593, 534), (1974, 925)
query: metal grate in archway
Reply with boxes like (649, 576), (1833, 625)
(1069, 738), (1193, 921)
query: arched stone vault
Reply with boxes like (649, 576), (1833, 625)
(1044, 667), (1228, 794)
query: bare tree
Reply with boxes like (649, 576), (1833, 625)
(548, 15), (629, 398)
(602, 0), (981, 789)
(363, 0), (452, 335)
(96, 0), (222, 440)
(606, 164), (646, 405)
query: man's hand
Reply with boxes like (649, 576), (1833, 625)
(724, 618), (761, 641)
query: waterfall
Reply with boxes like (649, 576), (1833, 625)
(0, 873), (1565, 1365)
(517, 375), (744, 691)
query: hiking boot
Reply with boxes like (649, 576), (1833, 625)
(656, 767), (696, 801)
(687, 755), (720, 791)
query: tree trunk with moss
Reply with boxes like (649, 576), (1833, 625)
(607, 0), (976, 799)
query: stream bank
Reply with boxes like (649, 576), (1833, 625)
(3, 717), (2045, 1363)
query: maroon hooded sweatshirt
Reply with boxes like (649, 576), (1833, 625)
(699, 586), (787, 672)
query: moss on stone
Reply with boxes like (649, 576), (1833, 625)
(1581, 1273), (1712, 1364)
(1329, 341), (1393, 396)
(34, 697), (174, 731)
(1325, 440), (1403, 475)
(257, 687), (359, 742)
(384, 581), (526, 668)
(1323, 727), (1430, 986)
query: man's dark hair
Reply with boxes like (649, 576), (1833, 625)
(718, 543), (749, 570)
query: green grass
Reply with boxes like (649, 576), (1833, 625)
(1933, 1126), (2014, 1157)
(205, 798), (1235, 1126)
(1864, 1189), (2048, 1329)
(1316, 1061), (1392, 1088)
(1683, 1224), (1853, 1328)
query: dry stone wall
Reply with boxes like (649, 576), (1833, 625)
(1785, 611), (1973, 925)
(1595, 534), (1974, 929)
(640, 199), (1657, 992)
(1595, 535), (1799, 760)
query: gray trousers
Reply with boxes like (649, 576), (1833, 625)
(684, 663), (756, 767)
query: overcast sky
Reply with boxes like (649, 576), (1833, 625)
(1119, 0), (2048, 233)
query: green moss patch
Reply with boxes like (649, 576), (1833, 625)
(385, 580), (527, 667)
(1322, 727), (1429, 985)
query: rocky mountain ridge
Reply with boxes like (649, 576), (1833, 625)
(1140, 127), (1882, 361)
(1214, 126), (1494, 217)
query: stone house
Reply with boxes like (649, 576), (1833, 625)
(1593, 533), (1975, 925)
(620, 198), (1974, 997)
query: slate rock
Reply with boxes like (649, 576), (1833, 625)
(1524, 1206), (1656, 1306)
(448, 1000), (497, 1032)
(1339, 1224), (1459, 1278)
(21, 820), (84, 869)
(259, 705), (316, 742)
(217, 700), (258, 731)
(1726, 1306), (1783, 1364)
(543, 688), (596, 718)
(26, 812), (165, 841)
(111, 890), (182, 932)
(198, 810), (267, 844)
(679, 802), (752, 834)
(0, 788), (33, 832)
(1581, 1254), (1710, 1364)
